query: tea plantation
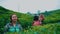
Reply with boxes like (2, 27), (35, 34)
(0, 6), (60, 34)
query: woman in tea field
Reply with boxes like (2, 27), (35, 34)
(4, 14), (23, 33)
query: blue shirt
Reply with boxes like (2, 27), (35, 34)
(4, 23), (23, 32)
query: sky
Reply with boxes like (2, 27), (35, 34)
(0, 0), (60, 13)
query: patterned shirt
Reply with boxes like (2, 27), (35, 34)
(4, 23), (23, 32)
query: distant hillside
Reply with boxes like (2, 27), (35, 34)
(43, 9), (60, 24)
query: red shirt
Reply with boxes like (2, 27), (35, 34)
(33, 21), (41, 26)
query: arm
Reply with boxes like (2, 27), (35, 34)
(4, 23), (9, 34)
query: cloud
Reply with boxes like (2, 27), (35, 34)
(0, 0), (59, 13)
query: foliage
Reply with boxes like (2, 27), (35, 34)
(5, 23), (60, 34)
(0, 6), (60, 34)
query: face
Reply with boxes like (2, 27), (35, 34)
(11, 14), (17, 22)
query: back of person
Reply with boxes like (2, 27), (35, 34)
(33, 20), (41, 26)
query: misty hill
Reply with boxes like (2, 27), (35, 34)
(43, 9), (60, 24)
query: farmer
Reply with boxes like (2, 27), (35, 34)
(4, 14), (23, 33)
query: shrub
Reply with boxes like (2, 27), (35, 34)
(5, 23), (60, 34)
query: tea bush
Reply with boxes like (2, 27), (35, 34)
(5, 23), (60, 34)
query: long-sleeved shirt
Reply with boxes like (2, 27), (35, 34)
(4, 23), (23, 33)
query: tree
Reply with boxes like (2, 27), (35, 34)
(44, 10), (49, 16)
(37, 10), (40, 15)
(27, 12), (32, 15)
